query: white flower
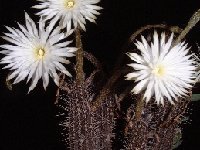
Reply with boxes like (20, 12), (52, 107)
(0, 13), (77, 92)
(33, 0), (102, 31)
(125, 31), (196, 105)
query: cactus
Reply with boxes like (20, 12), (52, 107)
(56, 70), (115, 150)
(125, 96), (190, 150)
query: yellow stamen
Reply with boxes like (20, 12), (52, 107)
(152, 65), (165, 77)
(64, 0), (75, 8)
(36, 48), (45, 59)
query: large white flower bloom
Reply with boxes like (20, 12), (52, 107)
(33, 0), (102, 31)
(125, 31), (196, 105)
(0, 13), (77, 92)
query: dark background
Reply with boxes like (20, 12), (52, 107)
(0, 0), (200, 149)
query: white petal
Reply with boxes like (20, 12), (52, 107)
(132, 78), (148, 94)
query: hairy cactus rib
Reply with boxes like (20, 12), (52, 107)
(125, 95), (190, 150)
(56, 73), (115, 150)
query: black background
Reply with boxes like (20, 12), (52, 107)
(0, 0), (200, 150)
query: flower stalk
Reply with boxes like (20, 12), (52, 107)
(75, 28), (84, 85)
(135, 96), (144, 120)
(175, 8), (200, 44)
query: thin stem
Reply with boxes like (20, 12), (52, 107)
(91, 69), (122, 111)
(75, 28), (84, 85)
(83, 51), (102, 70)
(117, 86), (133, 105)
(55, 73), (66, 104)
(175, 9), (200, 44)
(135, 96), (144, 120)
(6, 73), (12, 91)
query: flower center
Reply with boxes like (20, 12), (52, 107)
(64, 0), (75, 8)
(36, 48), (45, 59)
(152, 65), (165, 77)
